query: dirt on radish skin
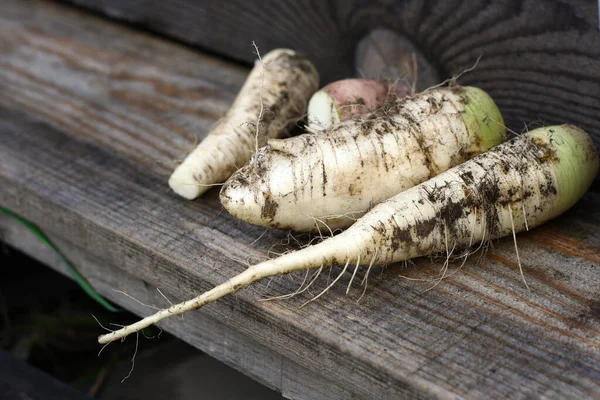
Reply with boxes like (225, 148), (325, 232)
(99, 125), (598, 345)
(221, 85), (506, 232)
(307, 78), (412, 130)
(168, 48), (319, 200)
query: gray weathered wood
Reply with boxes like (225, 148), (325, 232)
(60, 0), (600, 148)
(0, 213), (354, 400)
(1, 1), (599, 399)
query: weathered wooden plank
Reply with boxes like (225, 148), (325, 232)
(2, 78), (600, 400)
(0, 0), (247, 180)
(0, 107), (422, 399)
(0, 213), (355, 400)
(59, 0), (600, 147)
(0, 1), (599, 399)
(0, 348), (92, 400)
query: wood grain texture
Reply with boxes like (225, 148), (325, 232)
(0, 213), (354, 400)
(60, 0), (600, 148)
(1, 1), (599, 399)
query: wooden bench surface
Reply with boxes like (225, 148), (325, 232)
(1, 1), (599, 398)
(65, 0), (600, 147)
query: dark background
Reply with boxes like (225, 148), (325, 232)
(0, 244), (282, 399)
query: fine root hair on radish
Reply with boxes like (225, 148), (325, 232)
(357, 256), (381, 303)
(266, 232), (308, 259)
(140, 325), (163, 340)
(304, 211), (369, 239)
(156, 288), (174, 307)
(119, 331), (139, 383)
(111, 288), (179, 321)
(309, 216), (337, 239)
(508, 204), (528, 290)
(178, 182), (225, 189)
(271, 269), (313, 300)
(264, 241), (359, 302)
(250, 257), (313, 298)
(112, 289), (161, 310)
(249, 227), (270, 247)
(423, 55), (482, 95)
(407, 52), (419, 94)
(301, 258), (353, 307)
(251, 41), (266, 153)
(93, 314), (114, 337)
(258, 265), (324, 302)
(260, 238), (379, 303)
(310, 209), (367, 225)
(396, 242), (487, 289)
(92, 315), (142, 382)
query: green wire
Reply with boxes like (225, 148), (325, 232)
(0, 205), (120, 312)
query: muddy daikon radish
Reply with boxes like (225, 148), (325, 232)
(169, 49), (319, 199)
(221, 86), (506, 232)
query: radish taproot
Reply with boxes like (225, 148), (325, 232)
(99, 125), (598, 344)
(168, 49), (319, 199)
(307, 78), (412, 130)
(220, 86), (506, 232)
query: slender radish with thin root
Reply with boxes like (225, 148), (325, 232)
(307, 78), (412, 130)
(169, 48), (319, 199)
(99, 125), (598, 345)
(221, 86), (506, 232)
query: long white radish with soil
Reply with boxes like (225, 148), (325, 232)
(99, 125), (598, 344)
(221, 86), (506, 232)
(169, 49), (319, 199)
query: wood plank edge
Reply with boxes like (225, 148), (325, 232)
(0, 213), (358, 400)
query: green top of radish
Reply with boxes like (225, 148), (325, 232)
(530, 124), (598, 216)
(460, 86), (507, 152)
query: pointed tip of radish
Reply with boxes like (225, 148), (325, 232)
(169, 164), (207, 200)
(167, 48), (319, 201)
(307, 90), (340, 130)
(220, 174), (265, 225)
(219, 147), (276, 227)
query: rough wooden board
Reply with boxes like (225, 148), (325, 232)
(0, 0), (247, 179)
(0, 1), (599, 399)
(60, 0), (600, 147)
(0, 213), (353, 400)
